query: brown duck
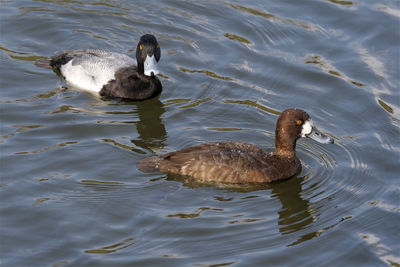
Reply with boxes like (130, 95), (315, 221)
(138, 108), (334, 183)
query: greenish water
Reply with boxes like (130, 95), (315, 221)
(1, 0), (399, 266)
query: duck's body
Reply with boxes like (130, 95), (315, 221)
(35, 34), (162, 101)
(139, 109), (334, 184)
(140, 141), (301, 183)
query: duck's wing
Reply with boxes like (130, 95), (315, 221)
(156, 141), (272, 183)
(61, 49), (135, 76)
(58, 50), (135, 91)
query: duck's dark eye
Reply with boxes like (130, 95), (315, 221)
(297, 120), (302, 125)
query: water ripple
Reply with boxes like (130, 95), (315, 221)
(225, 2), (329, 34)
(179, 67), (233, 81)
(359, 233), (400, 266)
(305, 54), (365, 87)
(84, 237), (136, 254)
(15, 141), (78, 155)
(0, 124), (45, 144)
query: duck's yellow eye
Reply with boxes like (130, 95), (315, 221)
(157, 44), (159, 48)
(139, 45), (143, 50)
(297, 120), (302, 125)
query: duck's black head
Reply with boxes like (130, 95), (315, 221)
(275, 108), (333, 157)
(136, 34), (161, 77)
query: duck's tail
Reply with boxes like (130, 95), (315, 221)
(138, 156), (161, 173)
(34, 58), (52, 69)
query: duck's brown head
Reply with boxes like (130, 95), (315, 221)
(275, 108), (333, 157)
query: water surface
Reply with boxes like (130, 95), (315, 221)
(1, 0), (399, 266)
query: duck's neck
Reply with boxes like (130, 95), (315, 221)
(137, 61), (144, 76)
(275, 133), (297, 158)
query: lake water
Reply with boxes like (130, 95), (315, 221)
(1, 0), (399, 266)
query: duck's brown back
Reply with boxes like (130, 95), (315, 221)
(138, 141), (301, 183)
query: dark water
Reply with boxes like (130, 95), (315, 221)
(1, 0), (399, 266)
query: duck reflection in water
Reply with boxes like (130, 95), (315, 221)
(271, 175), (318, 246)
(129, 96), (167, 153)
